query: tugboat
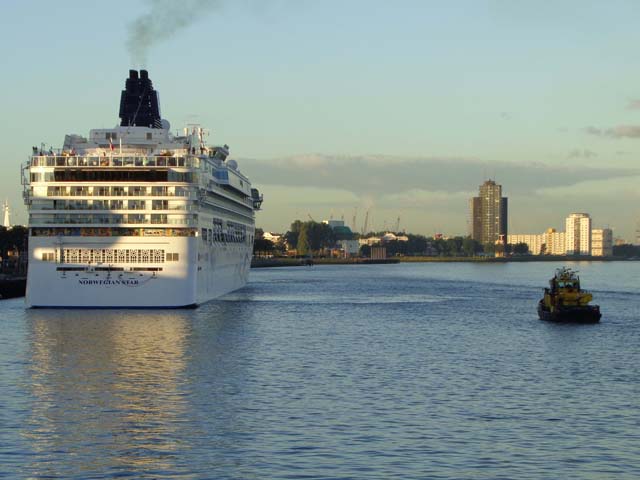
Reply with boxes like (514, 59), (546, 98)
(537, 267), (601, 323)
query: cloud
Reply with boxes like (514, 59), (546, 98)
(627, 99), (640, 110)
(242, 154), (637, 197)
(567, 148), (597, 159)
(246, 155), (640, 237)
(585, 125), (640, 138)
(381, 189), (474, 209)
(259, 184), (359, 207)
(584, 126), (603, 136)
(535, 175), (640, 198)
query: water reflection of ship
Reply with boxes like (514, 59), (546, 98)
(26, 311), (191, 477)
(23, 301), (257, 478)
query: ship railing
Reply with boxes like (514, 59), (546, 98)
(30, 205), (199, 213)
(44, 189), (197, 198)
(21, 162), (31, 205)
(30, 218), (198, 226)
(30, 155), (201, 169)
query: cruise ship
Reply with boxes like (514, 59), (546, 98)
(22, 70), (263, 308)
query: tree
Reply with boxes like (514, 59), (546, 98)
(284, 220), (304, 250)
(462, 236), (482, 256)
(384, 240), (407, 256)
(432, 238), (446, 256)
(483, 242), (496, 255)
(512, 242), (529, 255)
(297, 225), (310, 256)
(613, 244), (640, 257)
(444, 237), (464, 256)
(0, 226), (28, 258)
(406, 234), (428, 255)
(252, 227), (278, 256)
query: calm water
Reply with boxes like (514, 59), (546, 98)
(1, 262), (639, 479)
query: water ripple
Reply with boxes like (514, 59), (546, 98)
(1, 262), (639, 478)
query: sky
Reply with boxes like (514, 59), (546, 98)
(1, 0), (640, 239)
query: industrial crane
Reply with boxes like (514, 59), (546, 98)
(362, 209), (370, 235)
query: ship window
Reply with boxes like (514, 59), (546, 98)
(166, 253), (179, 262)
(54, 170), (168, 183)
(105, 132), (117, 140)
(146, 133), (152, 140)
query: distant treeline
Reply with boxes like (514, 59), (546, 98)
(612, 244), (640, 258)
(254, 221), (640, 258)
(253, 220), (523, 257)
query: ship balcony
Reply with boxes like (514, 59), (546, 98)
(30, 155), (200, 169)
(30, 202), (198, 212)
(29, 213), (198, 227)
(41, 186), (197, 198)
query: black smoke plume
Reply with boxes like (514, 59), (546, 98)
(127, 0), (221, 65)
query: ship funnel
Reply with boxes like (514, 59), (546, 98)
(119, 69), (162, 128)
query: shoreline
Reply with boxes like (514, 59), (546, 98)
(398, 255), (634, 263)
(251, 255), (637, 268)
(0, 276), (26, 300)
(251, 258), (400, 268)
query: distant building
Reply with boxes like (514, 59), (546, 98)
(359, 236), (381, 246)
(470, 180), (508, 245)
(2, 201), (9, 228)
(371, 246), (386, 260)
(565, 213), (591, 255)
(507, 234), (543, 254)
(338, 239), (360, 256)
(509, 224), (613, 256)
(591, 228), (613, 256)
(508, 228), (566, 255)
(323, 219), (354, 240)
(324, 220), (345, 229)
(263, 232), (282, 243)
(381, 232), (409, 243)
(543, 228), (566, 255)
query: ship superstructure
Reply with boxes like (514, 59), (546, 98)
(22, 70), (262, 308)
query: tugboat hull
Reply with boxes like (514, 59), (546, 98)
(537, 301), (601, 324)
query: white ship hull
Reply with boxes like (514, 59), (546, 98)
(23, 70), (262, 309)
(26, 236), (252, 308)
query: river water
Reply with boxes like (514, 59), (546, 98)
(1, 261), (638, 479)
